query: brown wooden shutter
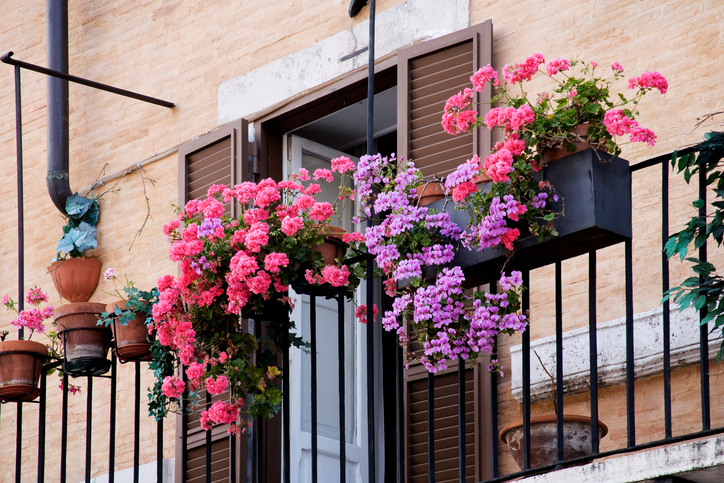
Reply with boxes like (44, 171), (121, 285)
(397, 21), (492, 179)
(397, 21), (495, 482)
(175, 119), (251, 482)
(178, 118), (249, 216)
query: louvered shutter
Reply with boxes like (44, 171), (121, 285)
(175, 119), (250, 483)
(397, 21), (492, 179)
(397, 21), (495, 482)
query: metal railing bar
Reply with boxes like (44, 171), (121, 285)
(522, 270), (531, 470)
(458, 357), (466, 482)
(14, 60), (24, 483)
(283, 316), (291, 483)
(1, 51), (175, 108)
(625, 239), (636, 447)
(698, 157), (711, 431)
(181, 369), (188, 482)
(61, 371), (68, 483)
(110, 354), (117, 483)
(396, 340), (405, 483)
(366, 259), (376, 483)
(490, 283), (499, 478)
(629, 146), (697, 172)
(427, 371), (435, 483)
(555, 261), (564, 462)
(134, 362), (141, 483)
(86, 376), (93, 483)
(205, 390), (211, 483)
(311, 295), (318, 483)
(157, 419), (163, 483)
(662, 159), (672, 439)
(38, 369), (47, 483)
(589, 251), (599, 454)
(483, 425), (724, 483)
(230, 430), (236, 483)
(16, 401), (22, 483)
(338, 295), (347, 483)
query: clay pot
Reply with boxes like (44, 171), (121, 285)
(107, 301), (154, 362)
(54, 302), (112, 376)
(48, 258), (103, 303)
(414, 182), (445, 206)
(0, 340), (48, 402)
(540, 124), (608, 165)
(499, 414), (608, 470)
(312, 226), (348, 266)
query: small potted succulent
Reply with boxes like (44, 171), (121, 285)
(97, 268), (159, 362)
(48, 193), (102, 303)
(0, 287), (82, 401)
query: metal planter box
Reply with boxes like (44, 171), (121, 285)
(426, 149), (632, 286)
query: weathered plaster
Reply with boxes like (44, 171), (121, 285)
(510, 305), (719, 402)
(218, 0), (470, 124)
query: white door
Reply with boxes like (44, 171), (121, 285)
(285, 135), (368, 483)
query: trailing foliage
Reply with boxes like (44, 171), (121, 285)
(665, 132), (724, 360)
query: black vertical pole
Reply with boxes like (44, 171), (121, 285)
(457, 358), (466, 482)
(589, 251), (600, 454)
(14, 61), (25, 483)
(86, 376), (93, 483)
(427, 372), (435, 483)
(366, 259), (376, 483)
(157, 419), (164, 482)
(181, 370), (188, 482)
(396, 340), (405, 483)
(662, 159), (672, 439)
(698, 157), (711, 431)
(61, 371), (69, 483)
(206, 390), (212, 483)
(338, 296), (347, 483)
(555, 261), (564, 462)
(311, 295), (318, 483)
(521, 270), (531, 469)
(489, 283), (498, 478)
(110, 354), (117, 483)
(625, 239), (636, 447)
(283, 317), (291, 483)
(38, 369), (47, 483)
(134, 362), (141, 483)
(367, 0), (375, 155)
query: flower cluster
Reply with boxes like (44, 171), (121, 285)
(150, 161), (365, 433)
(3, 288), (54, 335)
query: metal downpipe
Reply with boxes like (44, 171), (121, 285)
(46, 0), (72, 213)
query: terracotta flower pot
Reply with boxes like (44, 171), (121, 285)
(54, 302), (112, 376)
(499, 414), (608, 470)
(107, 301), (154, 362)
(48, 258), (103, 303)
(540, 124), (608, 165)
(312, 226), (348, 266)
(414, 182), (445, 206)
(0, 340), (48, 402)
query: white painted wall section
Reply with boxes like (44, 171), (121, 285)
(218, 0), (470, 123)
(510, 305), (720, 402)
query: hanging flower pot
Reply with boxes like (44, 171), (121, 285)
(414, 182), (445, 206)
(54, 302), (111, 376)
(47, 258), (103, 303)
(500, 414), (608, 470)
(0, 340), (48, 402)
(107, 301), (154, 362)
(312, 226), (348, 266)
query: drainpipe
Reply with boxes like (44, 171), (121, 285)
(46, 0), (72, 213)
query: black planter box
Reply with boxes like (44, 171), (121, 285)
(425, 149), (632, 287)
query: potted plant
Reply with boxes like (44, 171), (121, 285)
(149, 164), (366, 433)
(355, 55), (666, 374)
(97, 268), (159, 363)
(0, 287), (82, 401)
(499, 351), (608, 469)
(48, 193), (102, 303)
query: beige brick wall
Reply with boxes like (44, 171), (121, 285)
(0, 0), (722, 480)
